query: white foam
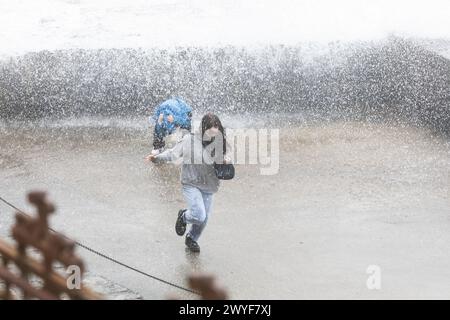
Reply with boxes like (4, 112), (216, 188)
(1, 0), (450, 58)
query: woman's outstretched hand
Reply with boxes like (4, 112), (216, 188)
(144, 154), (157, 163)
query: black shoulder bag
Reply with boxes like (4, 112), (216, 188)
(214, 162), (235, 180)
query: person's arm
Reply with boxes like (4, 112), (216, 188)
(146, 135), (187, 164)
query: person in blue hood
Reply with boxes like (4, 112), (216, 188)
(150, 98), (193, 155)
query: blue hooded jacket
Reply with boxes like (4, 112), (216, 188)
(152, 98), (192, 132)
(151, 98), (192, 149)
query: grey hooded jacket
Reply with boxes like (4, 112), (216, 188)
(153, 132), (220, 193)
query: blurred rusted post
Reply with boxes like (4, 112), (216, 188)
(188, 273), (228, 300)
(0, 191), (101, 300)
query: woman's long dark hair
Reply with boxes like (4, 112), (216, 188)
(201, 112), (226, 156)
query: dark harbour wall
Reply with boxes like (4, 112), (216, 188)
(0, 37), (449, 134)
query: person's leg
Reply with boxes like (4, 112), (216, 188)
(188, 191), (213, 242)
(152, 122), (167, 151)
(182, 185), (207, 241)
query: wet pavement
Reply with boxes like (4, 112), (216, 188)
(1, 120), (449, 299)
